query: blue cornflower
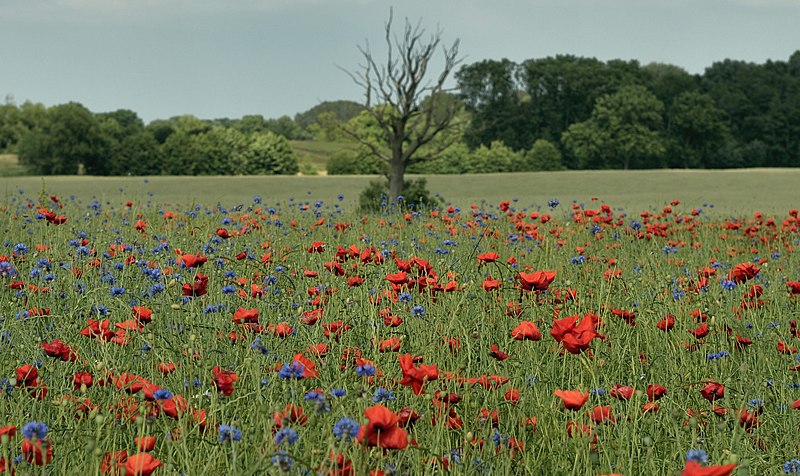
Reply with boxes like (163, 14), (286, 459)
(590, 388), (607, 397)
(685, 449), (708, 464)
(721, 279), (737, 291)
(271, 450), (293, 471)
(153, 388), (173, 400)
(707, 351), (731, 361)
(22, 421), (48, 440)
(221, 285), (237, 294)
(110, 286), (126, 296)
(274, 427), (299, 446)
(355, 362), (376, 377)
(548, 198), (559, 209)
(411, 305), (425, 318)
(330, 388), (346, 398)
(570, 255), (586, 265)
(333, 417), (360, 441)
(748, 398), (764, 408)
(630, 221), (642, 231)
(372, 387), (396, 403)
(398, 292), (413, 303)
(278, 362), (306, 379)
(784, 459), (800, 473)
(218, 424), (242, 443)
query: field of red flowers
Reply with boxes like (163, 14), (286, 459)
(2, 190), (800, 475)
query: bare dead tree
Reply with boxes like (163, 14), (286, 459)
(341, 10), (462, 202)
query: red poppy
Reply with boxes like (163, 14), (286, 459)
(488, 344), (509, 361)
(482, 276), (502, 291)
(516, 271), (556, 292)
(646, 384), (668, 401)
(232, 307), (259, 324)
(699, 381), (724, 401)
(553, 390), (589, 410)
(788, 281), (800, 295)
(215, 228), (231, 239)
(356, 405), (409, 450)
(609, 384), (635, 400)
(292, 353), (319, 378)
(611, 308), (636, 326)
(101, 450), (128, 474)
(477, 252), (499, 263)
(588, 405), (616, 424)
(132, 306), (153, 324)
(211, 366), (238, 396)
(680, 460), (736, 476)
(179, 253), (207, 268)
(378, 337), (402, 352)
(182, 273), (208, 297)
(688, 323), (709, 338)
(124, 452), (161, 476)
(135, 436), (156, 452)
(656, 314), (675, 331)
(398, 354), (438, 395)
(550, 313), (602, 354)
(274, 404), (308, 428)
(307, 241), (326, 253)
(22, 437), (53, 466)
(511, 321), (542, 341)
(728, 262), (760, 283)
(40, 339), (79, 362)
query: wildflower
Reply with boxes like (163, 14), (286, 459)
(372, 387), (396, 403)
(784, 459), (800, 474)
(22, 421), (48, 440)
(398, 353), (438, 395)
(554, 390), (590, 410)
(685, 449), (708, 464)
(271, 450), (293, 471)
(411, 305), (426, 318)
(356, 405), (408, 450)
(125, 452), (162, 476)
(217, 424), (242, 443)
(274, 427), (299, 446)
(333, 417), (360, 442)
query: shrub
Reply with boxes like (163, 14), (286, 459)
(358, 178), (443, 212)
(326, 150), (385, 175)
(524, 139), (565, 171)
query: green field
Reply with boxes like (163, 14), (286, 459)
(2, 168), (799, 214)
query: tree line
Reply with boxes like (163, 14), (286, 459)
(0, 101), (299, 175)
(455, 52), (800, 169)
(2, 50), (798, 176)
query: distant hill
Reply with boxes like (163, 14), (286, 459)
(293, 100), (363, 130)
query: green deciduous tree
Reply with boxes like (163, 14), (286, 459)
(562, 85), (666, 170)
(17, 102), (105, 174)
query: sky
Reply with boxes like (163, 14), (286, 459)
(1, 0), (798, 123)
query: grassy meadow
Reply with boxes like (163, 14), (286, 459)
(0, 169), (799, 475)
(2, 167), (800, 214)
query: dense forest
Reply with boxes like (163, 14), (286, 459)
(1, 50), (798, 176)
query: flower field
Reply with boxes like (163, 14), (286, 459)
(2, 187), (800, 475)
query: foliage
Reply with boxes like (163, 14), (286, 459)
(562, 85), (666, 170)
(462, 140), (525, 173)
(326, 150), (385, 175)
(17, 102), (105, 175)
(358, 178), (442, 211)
(524, 139), (565, 171)
(294, 100), (363, 130)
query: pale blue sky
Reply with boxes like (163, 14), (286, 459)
(2, 0), (798, 122)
